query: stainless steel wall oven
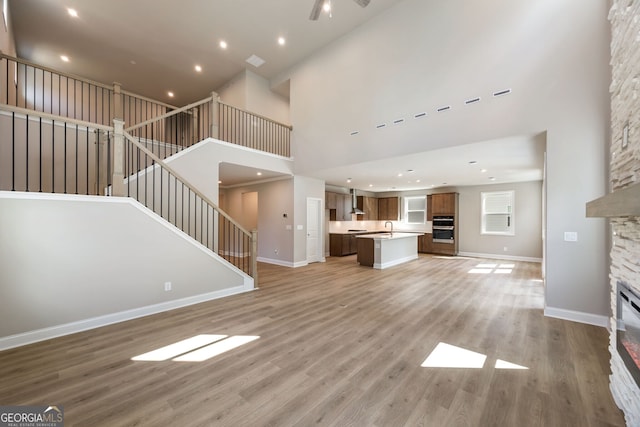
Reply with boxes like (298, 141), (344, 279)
(432, 215), (454, 243)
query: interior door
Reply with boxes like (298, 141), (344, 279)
(307, 198), (323, 263)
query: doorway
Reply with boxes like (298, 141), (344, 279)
(306, 198), (323, 264)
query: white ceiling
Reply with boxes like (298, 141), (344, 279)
(9, 0), (403, 104)
(8, 0), (545, 193)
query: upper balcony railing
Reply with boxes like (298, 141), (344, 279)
(0, 53), (291, 158)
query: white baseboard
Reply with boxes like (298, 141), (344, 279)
(0, 285), (254, 351)
(544, 306), (608, 328)
(458, 251), (542, 263)
(257, 257), (311, 268)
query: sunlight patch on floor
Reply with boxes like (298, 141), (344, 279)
(132, 334), (259, 362)
(132, 334), (227, 361)
(421, 342), (528, 370)
(174, 335), (260, 362)
(468, 263), (514, 274)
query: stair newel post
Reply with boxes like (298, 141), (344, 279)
(251, 229), (258, 285)
(111, 119), (125, 196)
(111, 82), (125, 196)
(210, 91), (219, 140)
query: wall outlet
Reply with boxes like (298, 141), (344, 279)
(164, 282), (172, 291)
(564, 232), (578, 242)
(274, 249), (279, 254)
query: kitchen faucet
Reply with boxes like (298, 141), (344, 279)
(385, 221), (393, 235)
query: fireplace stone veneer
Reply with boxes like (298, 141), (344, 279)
(603, 1), (640, 425)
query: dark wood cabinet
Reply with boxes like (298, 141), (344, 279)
(378, 197), (399, 221)
(329, 233), (359, 256)
(431, 193), (457, 215)
(357, 196), (378, 221)
(418, 233), (433, 253)
(326, 192), (352, 221)
(427, 195), (433, 221)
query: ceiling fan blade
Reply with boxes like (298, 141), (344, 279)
(353, 0), (371, 7)
(309, 0), (323, 20)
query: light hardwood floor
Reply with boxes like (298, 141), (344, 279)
(0, 255), (625, 426)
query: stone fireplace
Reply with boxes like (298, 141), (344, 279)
(586, 1), (640, 425)
(616, 282), (640, 389)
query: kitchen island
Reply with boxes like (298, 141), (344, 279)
(356, 232), (419, 269)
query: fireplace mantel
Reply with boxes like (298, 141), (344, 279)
(586, 182), (640, 218)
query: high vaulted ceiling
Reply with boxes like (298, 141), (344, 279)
(8, 0), (545, 192)
(9, 0), (404, 105)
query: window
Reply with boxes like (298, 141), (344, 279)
(404, 196), (426, 224)
(481, 191), (514, 235)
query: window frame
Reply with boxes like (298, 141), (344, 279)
(480, 190), (514, 236)
(404, 196), (427, 224)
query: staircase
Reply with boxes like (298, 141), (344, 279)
(0, 53), (295, 349)
(0, 53), (292, 283)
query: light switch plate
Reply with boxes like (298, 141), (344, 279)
(564, 232), (578, 242)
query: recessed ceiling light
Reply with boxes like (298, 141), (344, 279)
(347, 178), (352, 183)
(257, 172), (262, 176)
(67, 8), (78, 18)
(489, 177), (496, 181)
(397, 173), (403, 177)
(469, 160), (477, 165)
(369, 184), (373, 187)
(481, 169), (487, 173)
(219, 40), (228, 49)
(167, 91), (174, 98)
(416, 179), (421, 183)
(60, 55), (70, 62)
(194, 65), (202, 72)
(407, 169), (415, 173)
(323, 1), (331, 13)
(278, 37), (286, 46)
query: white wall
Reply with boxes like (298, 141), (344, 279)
(457, 181), (543, 261)
(279, 0), (611, 323)
(0, 192), (251, 350)
(164, 138), (294, 205)
(221, 179), (296, 266)
(218, 70), (290, 125)
(293, 175), (326, 265)
(0, 0), (16, 56)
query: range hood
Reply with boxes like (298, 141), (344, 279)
(350, 188), (364, 215)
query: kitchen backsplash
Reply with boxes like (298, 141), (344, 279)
(329, 219), (432, 234)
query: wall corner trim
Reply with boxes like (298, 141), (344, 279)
(544, 306), (609, 328)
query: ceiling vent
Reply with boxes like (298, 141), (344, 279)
(393, 118), (405, 125)
(350, 130), (359, 136)
(246, 54), (265, 68)
(376, 123), (386, 129)
(493, 88), (512, 97)
(465, 97), (481, 105)
(437, 105), (451, 112)
(414, 112), (427, 119)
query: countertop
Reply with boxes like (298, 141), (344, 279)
(330, 230), (426, 235)
(355, 232), (420, 240)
